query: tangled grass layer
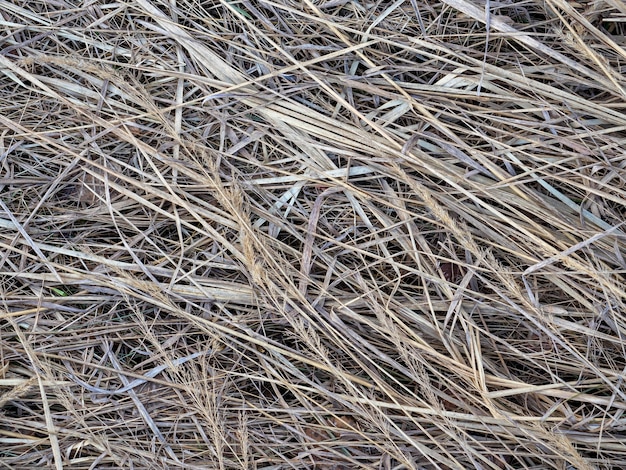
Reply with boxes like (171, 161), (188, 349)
(0, 0), (625, 468)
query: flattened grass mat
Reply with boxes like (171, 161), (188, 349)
(0, 1), (625, 468)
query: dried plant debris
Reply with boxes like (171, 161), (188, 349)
(0, 0), (625, 468)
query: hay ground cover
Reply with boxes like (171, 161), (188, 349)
(0, 0), (625, 468)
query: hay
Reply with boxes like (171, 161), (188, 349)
(0, 0), (625, 468)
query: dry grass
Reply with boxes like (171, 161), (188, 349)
(0, 0), (625, 468)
